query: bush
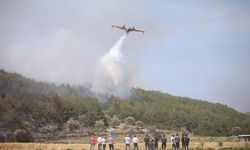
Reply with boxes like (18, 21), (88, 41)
(14, 129), (33, 142)
(5, 132), (14, 142)
(218, 142), (223, 147)
(39, 124), (58, 134)
(124, 116), (135, 125)
(94, 120), (105, 132)
(78, 115), (87, 125)
(135, 121), (144, 128)
(110, 115), (120, 127)
(231, 126), (241, 136)
(66, 118), (80, 131)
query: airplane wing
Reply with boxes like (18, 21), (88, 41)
(111, 25), (125, 30)
(132, 28), (145, 34)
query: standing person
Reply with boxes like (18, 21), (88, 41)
(107, 135), (114, 150)
(144, 134), (150, 150)
(102, 136), (107, 150)
(175, 134), (180, 150)
(171, 134), (176, 150)
(181, 135), (185, 150)
(97, 135), (102, 150)
(154, 135), (159, 150)
(124, 134), (131, 150)
(89, 134), (96, 150)
(149, 138), (155, 150)
(161, 134), (167, 150)
(132, 135), (139, 150)
(184, 135), (190, 150)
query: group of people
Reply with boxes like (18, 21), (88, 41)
(170, 134), (190, 150)
(89, 133), (190, 150)
(89, 134), (114, 150)
(141, 133), (190, 150)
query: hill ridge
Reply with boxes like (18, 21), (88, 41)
(0, 69), (250, 139)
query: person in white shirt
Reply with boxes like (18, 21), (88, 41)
(124, 134), (131, 150)
(171, 134), (176, 150)
(102, 136), (107, 150)
(132, 135), (139, 150)
(97, 135), (102, 150)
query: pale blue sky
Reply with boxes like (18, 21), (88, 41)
(0, 0), (250, 112)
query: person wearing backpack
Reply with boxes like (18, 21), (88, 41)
(161, 134), (167, 150)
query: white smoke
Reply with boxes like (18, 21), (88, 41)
(92, 34), (133, 98)
(102, 34), (126, 85)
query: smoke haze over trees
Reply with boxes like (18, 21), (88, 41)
(1, 69), (250, 140)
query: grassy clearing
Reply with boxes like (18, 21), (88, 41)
(45, 134), (235, 144)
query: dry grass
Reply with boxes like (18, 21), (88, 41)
(0, 142), (250, 150)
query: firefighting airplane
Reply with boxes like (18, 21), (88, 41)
(111, 24), (145, 34)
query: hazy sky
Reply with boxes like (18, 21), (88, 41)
(1, 0), (250, 112)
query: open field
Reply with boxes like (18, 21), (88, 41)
(34, 134), (238, 144)
(0, 142), (250, 150)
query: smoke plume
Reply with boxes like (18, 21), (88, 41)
(92, 34), (133, 98)
(102, 34), (126, 86)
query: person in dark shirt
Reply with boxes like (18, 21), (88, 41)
(144, 134), (150, 150)
(154, 135), (159, 150)
(184, 135), (190, 150)
(181, 134), (185, 149)
(161, 134), (167, 150)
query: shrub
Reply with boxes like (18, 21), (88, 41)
(5, 132), (14, 142)
(39, 124), (58, 134)
(218, 142), (223, 147)
(231, 126), (241, 136)
(78, 115), (87, 125)
(110, 115), (120, 127)
(124, 116), (135, 125)
(66, 117), (80, 131)
(94, 120), (105, 132)
(14, 129), (33, 142)
(135, 121), (144, 128)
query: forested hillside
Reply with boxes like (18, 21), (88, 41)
(0, 69), (250, 142)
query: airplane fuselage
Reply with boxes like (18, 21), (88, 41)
(112, 24), (145, 34)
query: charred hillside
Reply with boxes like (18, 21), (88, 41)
(0, 69), (250, 140)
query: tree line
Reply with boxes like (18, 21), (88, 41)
(0, 69), (250, 142)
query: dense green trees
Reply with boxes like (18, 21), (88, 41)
(0, 69), (250, 139)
